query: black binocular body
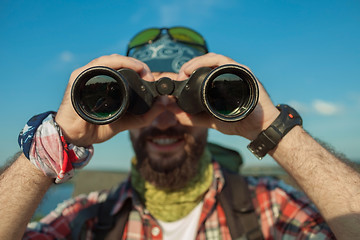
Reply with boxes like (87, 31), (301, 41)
(71, 64), (259, 125)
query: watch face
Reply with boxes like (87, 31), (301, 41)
(275, 104), (302, 135)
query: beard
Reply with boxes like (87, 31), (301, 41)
(130, 126), (208, 189)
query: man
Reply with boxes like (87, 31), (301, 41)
(0, 27), (359, 239)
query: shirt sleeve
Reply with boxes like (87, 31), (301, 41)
(23, 190), (107, 240)
(246, 176), (336, 239)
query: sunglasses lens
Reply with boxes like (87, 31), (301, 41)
(169, 27), (205, 46)
(128, 28), (161, 49)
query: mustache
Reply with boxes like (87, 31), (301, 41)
(130, 125), (208, 189)
(139, 126), (191, 140)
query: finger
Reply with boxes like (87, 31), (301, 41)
(134, 59), (155, 82)
(90, 55), (155, 81)
(71, 54), (155, 83)
(87, 54), (144, 71)
(178, 53), (238, 79)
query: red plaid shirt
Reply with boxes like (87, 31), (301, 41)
(24, 162), (335, 239)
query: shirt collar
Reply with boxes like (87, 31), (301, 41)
(110, 161), (225, 216)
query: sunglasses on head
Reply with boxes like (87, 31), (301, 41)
(126, 27), (209, 56)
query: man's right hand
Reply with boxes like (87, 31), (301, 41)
(55, 54), (165, 147)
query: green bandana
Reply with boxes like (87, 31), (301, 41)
(131, 148), (213, 222)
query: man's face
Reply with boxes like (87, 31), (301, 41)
(129, 72), (208, 189)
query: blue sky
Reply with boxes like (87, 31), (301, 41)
(1, 0), (359, 171)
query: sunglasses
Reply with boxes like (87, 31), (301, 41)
(126, 27), (209, 56)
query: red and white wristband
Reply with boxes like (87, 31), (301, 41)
(18, 112), (93, 184)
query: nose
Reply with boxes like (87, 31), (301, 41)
(150, 96), (179, 130)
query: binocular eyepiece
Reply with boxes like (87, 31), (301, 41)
(71, 64), (259, 125)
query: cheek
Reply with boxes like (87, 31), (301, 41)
(129, 130), (141, 145)
(192, 128), (208, 141)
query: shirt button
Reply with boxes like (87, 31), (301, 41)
(151, 226), (161, 236)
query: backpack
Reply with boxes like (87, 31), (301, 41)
(71, 142), (264, 240)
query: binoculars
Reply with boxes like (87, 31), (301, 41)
(71, 64), (259, 125)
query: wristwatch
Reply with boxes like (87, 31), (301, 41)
(247, 104), (302, 160)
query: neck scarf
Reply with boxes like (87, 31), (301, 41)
(131, 149), (213, 222)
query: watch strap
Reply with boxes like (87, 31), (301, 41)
(247, 104), (302, 159)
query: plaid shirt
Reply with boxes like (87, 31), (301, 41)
(24, 162), (335, 239)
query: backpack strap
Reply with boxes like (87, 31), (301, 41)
(70, 203), (102, 240)
(219, 170), (264, 240)
(207, 142), (243, 172)
(70, 184), (132, 240)
(93, 197), (132, 240)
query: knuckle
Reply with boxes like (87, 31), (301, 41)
(109, 53), (121, 58)
(205, 52), (218, 57)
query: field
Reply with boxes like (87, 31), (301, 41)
(71, 165), (300, 196)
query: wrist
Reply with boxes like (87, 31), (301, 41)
(18, 153), (54, 185)
(246, 105), (280, 141)
(54, 112), (89, 147)
(18, 111), (94, 184)
(247, 104), (302, 159)
(258, 107), (280, 136)
(269, 125), (304, 157)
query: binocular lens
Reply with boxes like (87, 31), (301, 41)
(206, 73), (249, 116)
(80, 75), (123, 119)
(72, 67), (130, 124)
(202, 65), (258, 122)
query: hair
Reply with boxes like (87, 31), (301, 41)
(0, 151), (22, 175)
(130, 127), (208, 189)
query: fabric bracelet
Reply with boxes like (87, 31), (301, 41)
(18, 112), (94, 184)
